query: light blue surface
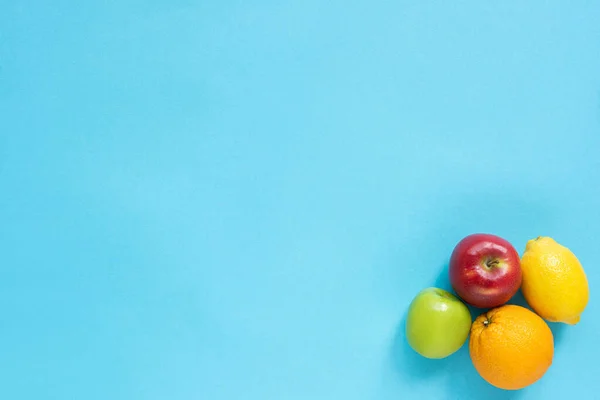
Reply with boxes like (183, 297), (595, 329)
(1, 1), (599, 399)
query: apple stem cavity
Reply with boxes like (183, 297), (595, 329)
(485, 259), (500, 269)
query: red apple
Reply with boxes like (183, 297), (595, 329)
(449, 233), (522, 308)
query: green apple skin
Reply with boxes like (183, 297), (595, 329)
(406, 287), (471, 359)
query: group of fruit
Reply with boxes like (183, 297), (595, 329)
(405, 233), (589, 391)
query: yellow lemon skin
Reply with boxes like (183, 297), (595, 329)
(521, 237), (589, 324)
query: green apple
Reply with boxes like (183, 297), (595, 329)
(406, 287), (471, 359)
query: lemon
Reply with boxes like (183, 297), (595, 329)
(520, 237), (589, 324)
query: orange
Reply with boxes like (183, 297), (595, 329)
(469, 305), (554, 390)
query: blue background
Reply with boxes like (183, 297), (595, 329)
(1, 1), (599, 399)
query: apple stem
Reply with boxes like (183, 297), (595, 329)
(485, 259), (500, 269)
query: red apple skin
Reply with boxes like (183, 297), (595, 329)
(449, 233), (522, 308)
